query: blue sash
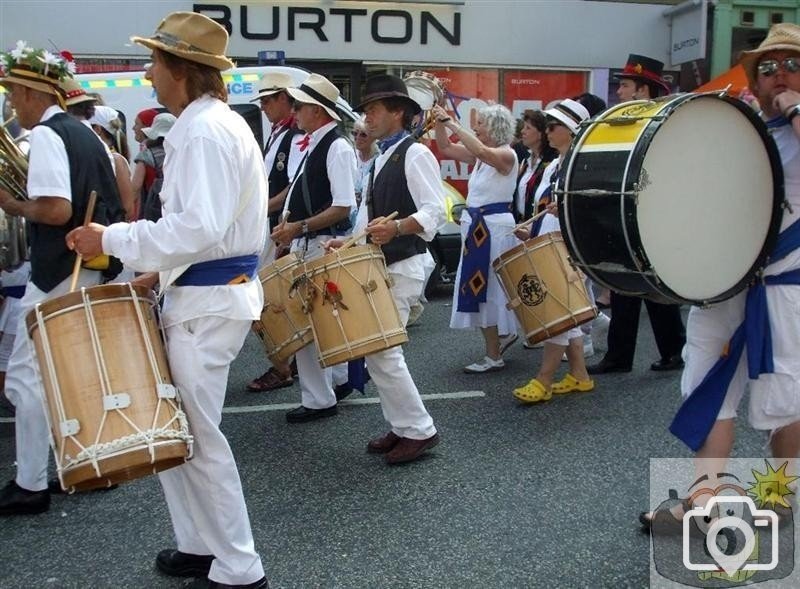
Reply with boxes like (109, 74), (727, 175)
(175, 254), (259, 287)
(457, 201), (511, 313)
(0, 285), (26, 298)
(670, 218), (800, 451)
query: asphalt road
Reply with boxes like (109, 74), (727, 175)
(0, 289), (789, 588)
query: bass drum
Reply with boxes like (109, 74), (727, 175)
(558, 93), (784, 306)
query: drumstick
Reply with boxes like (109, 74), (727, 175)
(69, 190), (98, 292)
(339, 211), (399, 250)
(509, 207), (551, 236)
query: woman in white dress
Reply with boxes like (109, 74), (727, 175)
(432, 103), (519, 373)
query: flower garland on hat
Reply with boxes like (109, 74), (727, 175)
(0, 40), (76, 82)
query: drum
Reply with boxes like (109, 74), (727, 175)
(558, 92), (783, 306)
(493, 232), (596, 345)
(252, 252), (313, 365)
(292, 244), (408, 367)
(26, 283), (190, 492)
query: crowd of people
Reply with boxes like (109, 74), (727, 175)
(0, 9), (798, 588)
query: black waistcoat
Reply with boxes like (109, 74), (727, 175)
(32, 113), (121, 292)
(286, 127), (339, 223)
(368, 137), (427, 266)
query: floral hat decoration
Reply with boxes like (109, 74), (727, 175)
(0, 41), (76, 107)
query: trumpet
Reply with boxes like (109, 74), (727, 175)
(0, 115), (28, 201)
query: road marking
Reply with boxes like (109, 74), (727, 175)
(0, 391), (485, 423)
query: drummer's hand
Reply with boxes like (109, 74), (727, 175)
(774, 90), (800, 118)
(366, 216), (397, 245)
(323, 238), (344, 252)
(514, 227), (530, 241)
(546, 202), (558, 216)
(66, 222), (107, 259)
(130, 272), (159, 290)
(270, 220), (302, 246)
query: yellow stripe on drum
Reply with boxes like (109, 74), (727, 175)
(581, 100), (668, 148)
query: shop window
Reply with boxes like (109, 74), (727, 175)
(741, 10), (755, 26)
(770, 12), (784, 25)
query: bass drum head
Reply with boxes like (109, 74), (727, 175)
(637, 95), (780, 302)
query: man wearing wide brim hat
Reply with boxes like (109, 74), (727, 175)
(614, 53), (671, 101)
(331, 74), (444, 464)
(61, 77), (96, 108)
(652, 23), (800, 529)
(0, 44), (122, 517)
(245, 71), (306, 394)
(271, 71), (356, 424)
(66, 11), (269, 589)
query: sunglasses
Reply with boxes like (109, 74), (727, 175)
(757, 57), (800, 77)
(546, 121), (566, 131)
(352, 130), (369, 138)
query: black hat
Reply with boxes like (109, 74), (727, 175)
(355, 75), (422, 114)
(613, 53), (670, 95)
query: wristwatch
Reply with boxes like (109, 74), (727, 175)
(786, 104), (800, 123)
(300, 220), (309, 235)
(394, 219), (402, 237)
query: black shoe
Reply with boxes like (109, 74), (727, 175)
(286, 405), (338, 423)
(47, 478), (119, 494)
(0, 480), (50, 516)
(334, 383), (354, 401)
(155, 549), (214, 578)
(587, 358), (632, 375)
(186, 576), (269, 589)
(650, 355), (684, 372)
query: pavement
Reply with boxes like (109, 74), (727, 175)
(0, 291), (780, 588)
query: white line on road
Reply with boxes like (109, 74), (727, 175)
(0, 391), (486, 423)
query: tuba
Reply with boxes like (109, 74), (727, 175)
(0, 115), (30, 270)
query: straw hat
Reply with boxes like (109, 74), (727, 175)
(0, 43), (74, 106)
(143, 112), (176, 140)
(131, 11), (235, 71)
(740, 23), (800, 88)
(251, 72), (297, 101)
(285, 73), (341, 121)
(544, 99), (590, 134)
(61, 77), (96, 107)
(355, 74), (421, 114)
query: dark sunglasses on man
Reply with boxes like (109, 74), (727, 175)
(758, 57), (800, 77)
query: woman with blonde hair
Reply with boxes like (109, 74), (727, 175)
(433, 103), (520, 373)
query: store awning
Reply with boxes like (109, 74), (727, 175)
(695, 64), (748, 95)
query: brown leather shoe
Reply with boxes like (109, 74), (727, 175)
(246, 368), (293, 392)
(385, 434), (440, 464)
(366, 431), (401, 454)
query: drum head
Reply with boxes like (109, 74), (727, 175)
(637, 96), (777, 301)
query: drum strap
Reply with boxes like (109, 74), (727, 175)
(670, 218), (800, 451)
(456, 201), (512, 313)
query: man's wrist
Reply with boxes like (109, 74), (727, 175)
(394, 219), (402, 237)
(785, 104), (800, 123)
(300, 220), (309, 235)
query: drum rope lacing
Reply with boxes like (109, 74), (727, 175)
(256, 254), (311, 358)
(33, 286), (191, 482)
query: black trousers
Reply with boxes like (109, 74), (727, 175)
(603, 292), (686, 367)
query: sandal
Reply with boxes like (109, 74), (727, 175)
(246, 367), (293, 392)
(640, 495), (691, 536)
(552, 373), (594, 395)
(513, 378), (552, 403)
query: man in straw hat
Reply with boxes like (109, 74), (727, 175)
(66, 12), (269, 589)
(0, 44), (121, 516)
(325, 74), (445, 463)
(245, 71), (304, 393)
(588, 53), (686, 376)
(270, 72), (357, 423)
(643, 23), (800, 531)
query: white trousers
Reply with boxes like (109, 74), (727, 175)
(366, 268), (435, 439)
(7, 269), (102, 492)
(290, 235), (336, 409)
(159, 315), (264, 585)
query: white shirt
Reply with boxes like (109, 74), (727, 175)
(282, 121), (357, 217)
(534, 157), (561, 236)
(26, 105), (71, 200)
(353, 139), (446, 280)
(103, 95), (269, 327)
(514, 155), (540, 217)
